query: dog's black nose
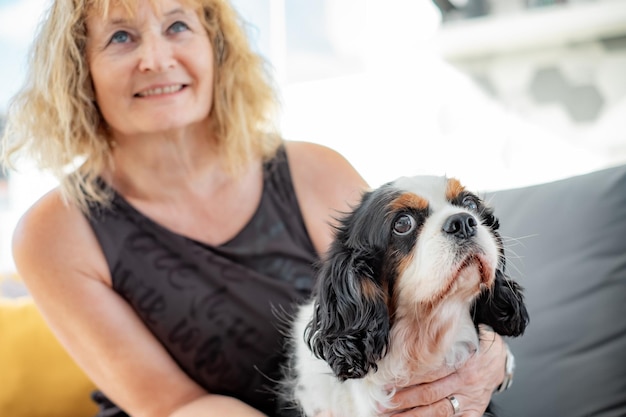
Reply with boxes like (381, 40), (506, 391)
(443, 213), (478, 239)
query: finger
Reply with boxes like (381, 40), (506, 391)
(446, 395), (461, 416)
(477, 325), (498, 349)
(414, 364), (457, 385)
(389, 397), (459, 417)
(390, 371), (460, 411)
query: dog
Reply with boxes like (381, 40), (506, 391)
(283, 175), (529, 417)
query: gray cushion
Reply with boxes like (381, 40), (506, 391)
(486, 164), (626, 417)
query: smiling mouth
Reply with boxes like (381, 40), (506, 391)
(135, 84), (186, 97)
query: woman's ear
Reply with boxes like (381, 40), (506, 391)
(305, 248), (390, 381)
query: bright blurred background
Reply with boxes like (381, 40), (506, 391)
(1, 0), (626, 277)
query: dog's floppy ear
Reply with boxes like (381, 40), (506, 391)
(305, 187), (397, 381)
(305, 249), (389, 381)
(472, 266), (529, 337)
(471, 208), (529, 337)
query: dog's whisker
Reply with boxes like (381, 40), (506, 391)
(500, 234), (537, 247)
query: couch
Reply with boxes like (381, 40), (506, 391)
(1, 163), (625, 417)
(0, 295), (98, 417)
(487, 163), (626, 417)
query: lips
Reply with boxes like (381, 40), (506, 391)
(434, 253), (495, 301)
(135, 84), (185, 97)
(458, 254), (494, 287)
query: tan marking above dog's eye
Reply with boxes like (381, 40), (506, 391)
(446, 178), (465, 200)
(391, 193), (429, 211)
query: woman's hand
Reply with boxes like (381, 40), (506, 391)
(383, 326), (506, 417)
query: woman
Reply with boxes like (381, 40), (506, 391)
(1, 0), (509, 416)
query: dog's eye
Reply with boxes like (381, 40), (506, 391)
(393, 214), (415, 235)
(462, 196), (479, 212)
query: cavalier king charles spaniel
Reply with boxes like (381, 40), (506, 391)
(283, 175), (529, 417)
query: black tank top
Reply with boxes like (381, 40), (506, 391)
(87, 146), (318, 417)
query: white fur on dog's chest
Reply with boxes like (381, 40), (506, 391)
(291, 303), (478, 417)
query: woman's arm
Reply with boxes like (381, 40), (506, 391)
(285, 140), (369, 255)
(12, 189), (266, 417)
(169, 395), (267, 417)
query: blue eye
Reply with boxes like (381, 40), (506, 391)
(110, 30), (131, 44)
(168, 21), (190, 34)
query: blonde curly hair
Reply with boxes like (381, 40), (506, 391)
(1, 0), (281, 212)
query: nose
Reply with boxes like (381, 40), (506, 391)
(138, 34), (175, 72)
(443, 213), (478, 239)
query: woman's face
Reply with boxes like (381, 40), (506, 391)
(86, 0), (214, 138)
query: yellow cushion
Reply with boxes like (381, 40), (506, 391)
(0, 296), (98, 417)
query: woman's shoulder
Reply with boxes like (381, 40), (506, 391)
(14, 188), (84, 240)
(283, 141), (368, 254)
(12, 187), (109, 286)
(284, 141), (367, 188)
(284, 141), (352, 171)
